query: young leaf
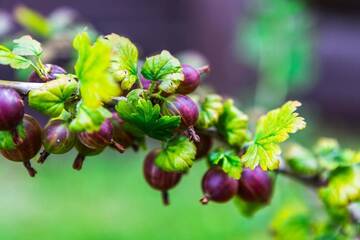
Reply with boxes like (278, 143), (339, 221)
(283, 143), (319, 176)
(314, 138), (360, 171)
(196, 94), (224, 129)
(0, 46), (32, 69)
(141, 50), (184, 93)
(208, 149), (242, 179)
(216, 99), (249, 147)
(69, 102), (112, 132)
(13, 35), (43, 57)
(105, 33), (138, 90)
(319, 166), (360, 207)
(241, 101), (306, 170)
(0, 123), (26, 150)
(14, 5), (52, 38)
(155, 136), (196, 172)
(28, 76), (78, 117)
(73, 31), (120, 108)
(115, 94), (180, 141)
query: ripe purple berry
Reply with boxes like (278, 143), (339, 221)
(0, 87), (24, 131)
(0, 114), (41, 177)
(73, 139), (104, 171)
(38, 119), (76, 164)
(200, 167), (238, 204)
(28, 64), (67, 82)
(162, 94), (200, 142)
(78, 119), (125, 153)
(237, 167), (273, 204)
(143, 149), (182, 205)
(177, 64), (209, 94)
(111, 113), (136, 150)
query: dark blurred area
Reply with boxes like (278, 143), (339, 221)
(1, 0), (360, 130)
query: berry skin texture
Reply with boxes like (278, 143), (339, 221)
(111, 113), (134, 149)
(237, 167), (273, 204)
(176, 64), (201, 94)
(28, 64), (67, 82)
(78, 118), (125, 153)
(0, 114), (42, 177)
(143, 149), (182, 205)
(162, 94), (200, 142)
(1, 114), (42, 162)
(201, 167), (239, 204)
(162, 94), (199, 128)
(39, 119), (76, 164)
(78, 119), (113, 150)
(0, 87), (24, 131)
(42, 119), (76, 154)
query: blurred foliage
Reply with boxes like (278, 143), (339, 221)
(237, 0), (313, 108)
(0, 5), (98, 81)
(14, 5), (52, 38)
(0, 149), (317, 240)
(271, 202), (315, 240)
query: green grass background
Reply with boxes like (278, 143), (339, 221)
(0, 148), (317, 240)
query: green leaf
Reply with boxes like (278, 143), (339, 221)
(314, 137), (339, 156)
(141, 50), (184, 93)
(155, 136), (196, 172)
(105, 33), (138, 91)
(319, 166), (360, 207)
(28, 76), (78, 117)
(208, 149), (242, 179)
(314, 138), (360, 171)
(115, 93), (180, 141)
(196, 94), (224, 129)
(73, 31), (120, 108)
(283, 143), (319, 176)
(0, 123), (26, 150)
(13, 35), (43, 57)
(0, 45), (32, 69)
(216, 99), (249, 147)
(271, 202), (313, 240)
(242, 101), (306, 170)
(14, 5), (52, 38)
(69, 102), (112, 132)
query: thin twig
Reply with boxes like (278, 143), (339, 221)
(0, 80), (43, 95)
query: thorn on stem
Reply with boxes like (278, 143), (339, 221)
(38, 150), (50, 164)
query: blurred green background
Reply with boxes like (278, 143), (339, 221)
(0, 148), (318, 240)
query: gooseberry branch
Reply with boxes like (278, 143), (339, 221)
(0, 33), (358, 238)
(0, 78), (357, 211)
(0, 80), (43, 95)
